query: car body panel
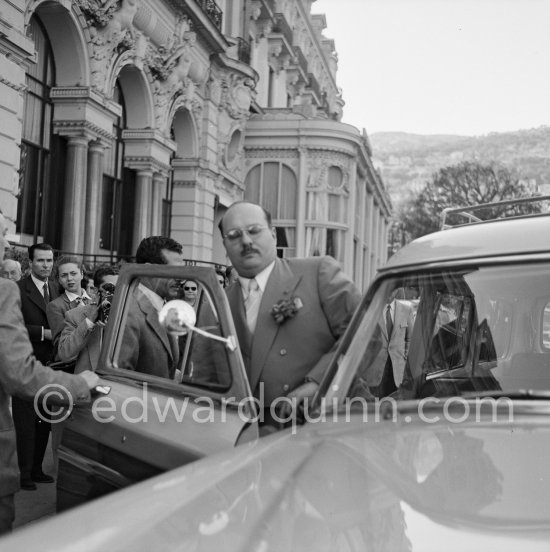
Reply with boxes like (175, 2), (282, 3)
(54, 265), (258, 510)
(5, 408), (550, 551)
(383, 215), (550, 271)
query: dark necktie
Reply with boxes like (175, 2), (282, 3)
(385, 304), (394, 337)
(43, 283), (50, 304)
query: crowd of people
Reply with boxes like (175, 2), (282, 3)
(0, 200), (377, 535)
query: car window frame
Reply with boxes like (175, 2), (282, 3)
(97, 264), (253, 405)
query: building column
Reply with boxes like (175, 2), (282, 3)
(132, 169), (154, 253)
(151, 173), (166, 235)
(62, 136), (89, 253)
(84, 140), (105, 256)
(345, 165), (357, 277)
(296, 146), (307, 257)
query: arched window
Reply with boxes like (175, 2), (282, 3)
(244, 161), (297, 257)
(17, 16), (56, 241)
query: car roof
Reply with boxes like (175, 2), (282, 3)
(382, 213), (550, 272)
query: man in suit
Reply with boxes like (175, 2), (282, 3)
(13, 242), (58, 490)
(57, 265), (119, 374)
(117, 236), (184, 379)
(366, 290), (416, 398)
(219, 201), (361, 427)
(0, 209), (99, 534)
(47, 256), (94, 355)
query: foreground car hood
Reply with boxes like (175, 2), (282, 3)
(5, 410), (550, 551)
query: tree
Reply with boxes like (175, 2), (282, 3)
(390, 161), (542, 251)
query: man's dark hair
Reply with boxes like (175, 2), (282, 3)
(135, 236), (183, 264)
(28, 243), (54, 261)
(93, 264), (119, 288)
(217, 201), (272, 236)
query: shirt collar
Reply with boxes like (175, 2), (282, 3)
(239, 261), (275, 298)
(31, 273), (48, 292)
(65, 289), (92, 303)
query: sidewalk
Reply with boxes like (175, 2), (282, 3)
(13, 437), (56, 530)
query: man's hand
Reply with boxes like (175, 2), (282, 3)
(276, 381), (319, 422)
(43, 328), (52, 341)
(78, 370), (100, 389)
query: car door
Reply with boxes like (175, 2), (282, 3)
(57, 265), (257, 511)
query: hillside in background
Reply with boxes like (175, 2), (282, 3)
(370, 126), (550, 207)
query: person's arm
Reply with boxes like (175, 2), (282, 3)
(305, 256), (362, 383)
(0, 280), (97, 402)
(46, 300), (67, 350)
(57, 306), (99, 362)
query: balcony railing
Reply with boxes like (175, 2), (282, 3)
(6, 242), (224, 273)
(194, 0), (223, 31)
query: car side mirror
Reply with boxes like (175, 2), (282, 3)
(159, 299), (237, 351)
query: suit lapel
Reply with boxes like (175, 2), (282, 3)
(24, 277), (47, 313)
(138, 294), (172, 360)
(249, 259), (301, 391)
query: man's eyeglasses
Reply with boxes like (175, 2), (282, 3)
(184, 286), (197, 291)
(223, 224), (268, 242)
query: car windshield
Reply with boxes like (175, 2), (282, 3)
(333, 261), (550, 403)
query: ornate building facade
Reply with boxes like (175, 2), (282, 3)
(0, 0), (390, 290)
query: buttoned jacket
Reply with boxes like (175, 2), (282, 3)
(226, 256), (361, 406)
(367, 299), (415, 387)
(16, 275), (59, 363)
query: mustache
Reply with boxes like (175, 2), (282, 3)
(240, 245), (258, 256)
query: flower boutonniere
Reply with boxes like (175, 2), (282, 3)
(271, 295), (303, 324)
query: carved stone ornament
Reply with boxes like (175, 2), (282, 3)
(147, 17), (196, 83)
(219, 74), (255, 119)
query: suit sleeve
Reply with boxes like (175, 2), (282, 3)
(307, 256), (362, 382)
(0, 280), (91, 402)
(58, 309), (95, 362)
(47, 300), (66, 349)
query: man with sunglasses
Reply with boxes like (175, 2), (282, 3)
(219, 201), (361, 428)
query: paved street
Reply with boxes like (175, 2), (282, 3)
(13, 437), (56, 530)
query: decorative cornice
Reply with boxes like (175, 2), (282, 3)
(125, 155), (171, 174)
(52, 119), (114, 142)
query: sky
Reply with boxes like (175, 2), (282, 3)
(313, 0), (550, 136)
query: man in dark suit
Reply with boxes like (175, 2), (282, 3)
(13, 243), (58, 490)
(219, 201), (361, 427)
(0, 209), (99, 534)
(117, 236), (184, 379)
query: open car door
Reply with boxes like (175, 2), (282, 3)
(57, 265), (256, 511)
